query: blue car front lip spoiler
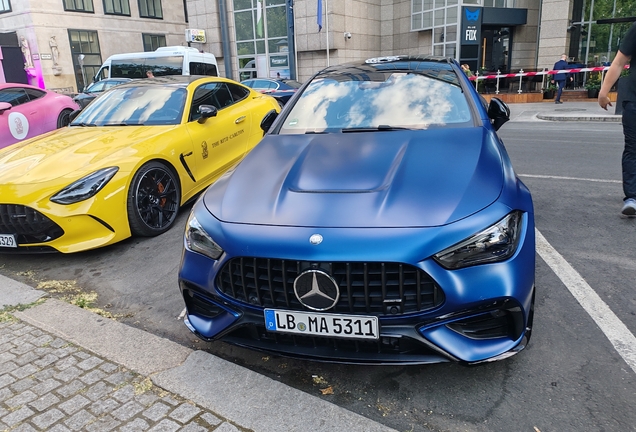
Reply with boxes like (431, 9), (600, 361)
(182, 300), (532, 366)
(184, 310), (530, 365)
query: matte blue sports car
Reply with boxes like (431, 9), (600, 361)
(178, 56), (535, 365)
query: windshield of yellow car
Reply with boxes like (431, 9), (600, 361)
(70, 86), (187, 126)
(279, 72), (472, 134)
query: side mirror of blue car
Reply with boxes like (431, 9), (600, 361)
(260, 109), (278, 134)
(488, 97), (510, 131)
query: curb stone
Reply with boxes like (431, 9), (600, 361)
(0, 274), (398, 432)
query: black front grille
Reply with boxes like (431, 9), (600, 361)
(0, 204), (64, 245)
(216, 259), (444, 316)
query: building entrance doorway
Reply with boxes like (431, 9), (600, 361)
(480, 26), (512, 73)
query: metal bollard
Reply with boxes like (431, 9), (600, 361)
(518, 69), (524, 94)
(495, 70), (500, 94)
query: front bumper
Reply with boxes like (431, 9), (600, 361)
(0, 174), (131, 253)
(181, 280), (533, 365)
(178, 205), (536, 365)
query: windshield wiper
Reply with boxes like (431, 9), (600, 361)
(102, 122), (138, 126)
(341, 125), (411, 133)
(417, 71), (462, 88)
(71, 122), (97, 127)
(304, 130), (328, 134)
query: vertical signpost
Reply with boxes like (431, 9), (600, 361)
(460, 6), (482, 73)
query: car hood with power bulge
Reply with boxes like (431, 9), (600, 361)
(0, 125), (177, 185)
(204, 127), (505, 228)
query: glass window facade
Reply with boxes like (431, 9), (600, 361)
(143, 33), (166, 51)
(483, 0), (515, 7)
(63, 0), (94, 13)
(234, 0), (289, 81)
(412, 0), (459, 57)
(68, 29), (102, 91)
(138, 0), (162, 19)
(0, 0), (11, 14)
(103, 0), (130, 15)
(570, 0), (636, 66)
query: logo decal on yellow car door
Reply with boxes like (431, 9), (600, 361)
(201, 141), (208, 159)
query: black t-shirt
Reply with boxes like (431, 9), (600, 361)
(619, 22), (636, 102)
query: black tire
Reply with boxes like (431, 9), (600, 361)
(277, 99), (285, 109)
(57, 109), (73, 128)
(127, 161), (181, 237)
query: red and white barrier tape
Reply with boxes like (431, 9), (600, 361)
(468, 65), (629, 81)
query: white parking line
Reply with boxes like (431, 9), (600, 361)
(520, 174), (621, 184)
(536, 229), (636, 375)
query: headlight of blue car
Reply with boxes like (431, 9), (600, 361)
(185, 214), (224, 260)
(433, 211), (523, 270)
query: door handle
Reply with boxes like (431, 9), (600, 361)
(235, 116), (246, 124)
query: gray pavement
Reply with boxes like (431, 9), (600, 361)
(0, 100), (623, 432)
(506, 100), (622, 122)
(0, 275), (396, 432)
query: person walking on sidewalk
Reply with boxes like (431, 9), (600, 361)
(599, 21), (636, 217)
(552, 54), (571, 104)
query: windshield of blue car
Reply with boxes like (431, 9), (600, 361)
(278, 72), (472, 134)
(70, 86), (187, 126)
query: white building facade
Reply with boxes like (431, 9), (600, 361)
(0, 0), (633, 91)
(0, 0), (188, 92)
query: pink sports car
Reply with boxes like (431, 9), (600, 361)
(0, 83), (79, 149)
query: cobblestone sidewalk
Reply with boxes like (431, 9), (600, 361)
(0, 320), (249, 432)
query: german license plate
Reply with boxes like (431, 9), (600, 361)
(0, 234), (17, 248)
(264, 309), (379, 340)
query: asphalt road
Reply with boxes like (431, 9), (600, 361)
(1, 120), (635, 432)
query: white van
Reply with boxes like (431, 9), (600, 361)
(94, 46), (218, 81)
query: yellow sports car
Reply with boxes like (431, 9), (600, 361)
(0, 76), (280, 253)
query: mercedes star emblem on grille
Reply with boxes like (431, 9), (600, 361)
(309, 234), (323, 245)
(293, 270), (339, 311)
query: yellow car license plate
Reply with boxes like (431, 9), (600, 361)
(0, 234), (17, 248)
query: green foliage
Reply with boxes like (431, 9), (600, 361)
(585, 73), (602, 90)
(578, 0), (636, 64)
(0, 299), (46, 322)
(543, 82), (558, 92)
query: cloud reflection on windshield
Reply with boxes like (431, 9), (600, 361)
(283, 73), (469, 133)
(75, 87), (185, 126)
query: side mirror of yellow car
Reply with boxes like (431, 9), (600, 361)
(198, 105), (218, 124)
(69, 109), (82, 121)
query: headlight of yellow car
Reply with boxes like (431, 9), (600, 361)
(50, 167), (119, 205)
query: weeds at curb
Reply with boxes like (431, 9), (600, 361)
(36, 280), (133, 320)
(0, 299), (46, 322)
